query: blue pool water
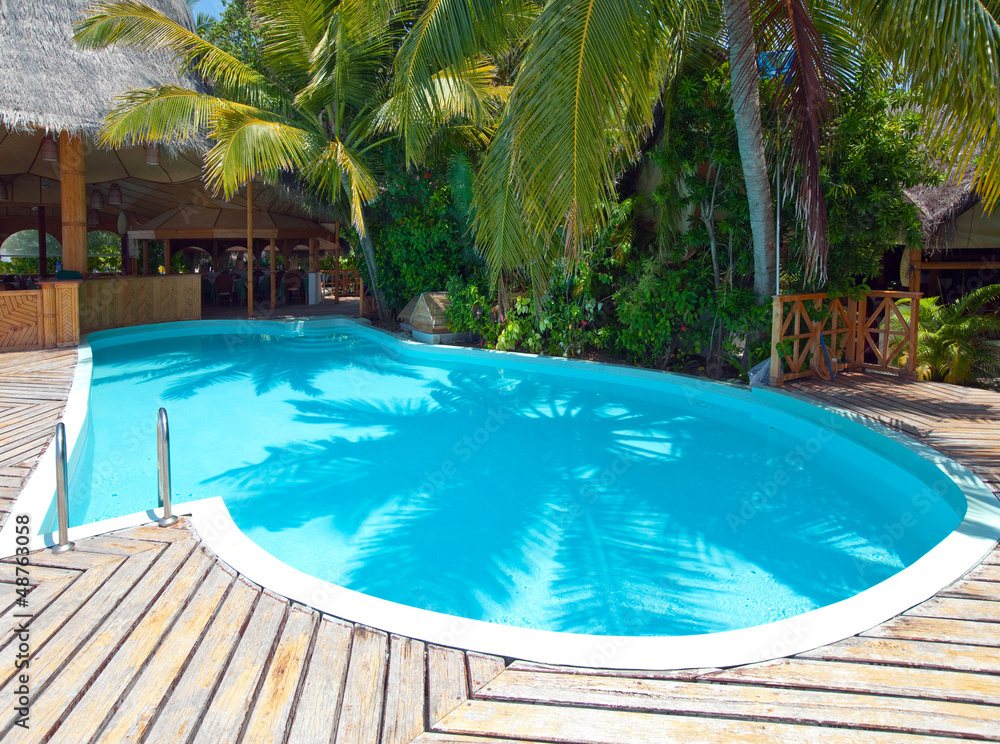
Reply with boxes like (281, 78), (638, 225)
(61, 322), (963, 636)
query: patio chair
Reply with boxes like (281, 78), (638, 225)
(215, 272), (235, 305)
(284, 272), (304, 303)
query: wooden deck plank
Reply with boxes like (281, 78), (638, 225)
(380, 635), (426, 744)
(241, 605), (317, 744)
(141, 577), (259, 744)
(907, 596), (1000, 622)
(863, 615), (1000, 647)
(334, 625), (389, 744)
(94, 564), (234, 744)
(189, 589), (288, 744)
(467, 652), (506, 693)
(477, 668), (1000, 740)
(432, 699), (962, 744)
(429, 645), (469, 725)
(701, 658), (1000, 705)
(796, 635), (1000, 673)
(286, 617), (354, 744)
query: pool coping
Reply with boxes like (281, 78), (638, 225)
(2, 316), (999, 670)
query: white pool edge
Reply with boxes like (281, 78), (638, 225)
(1, 317), (998, 671)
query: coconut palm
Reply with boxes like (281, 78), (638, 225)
(463, 0), (1000, 303)
(74, 0), (519, 321)
(910, 285), (1000, 386)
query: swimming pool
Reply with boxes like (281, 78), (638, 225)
(22, 318), (1000, 667)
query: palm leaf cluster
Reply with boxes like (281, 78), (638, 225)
(912, 284), (1000, 386)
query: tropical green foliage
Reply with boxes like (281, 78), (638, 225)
(365, 153), (480, 312)
(74, 0), (520, 319)
(908, 285), (1000, 386)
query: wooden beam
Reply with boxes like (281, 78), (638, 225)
(333, 220), (340, 305)
(58, 133), (87, 274)
(908, 248), (922, 293)
(37, 206), (47, 278)
(269, 237), (276, 311)
(918, 260), (1000, 270)
(247, 180), (254, 319)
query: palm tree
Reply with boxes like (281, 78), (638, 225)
(465, 0), (1000, 304)
(909, 285), (1000, 386)
(74, 0), (517, 321)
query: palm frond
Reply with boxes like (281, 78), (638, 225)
(256, 0), (336, 87)
(303, 139), (380, 233)
(74, 0), (289, 107)
(203, 110), (315, 196)
(855, 0), (1000, 209)
(389, 0), (535, 165)
(98, 85), (258, 146)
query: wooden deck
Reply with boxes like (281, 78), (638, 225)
(1, 356), (999, 743)
(0, 348), (76, 530)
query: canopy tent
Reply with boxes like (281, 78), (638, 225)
(128, 203), (332, 242)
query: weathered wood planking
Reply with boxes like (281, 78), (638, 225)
(141, 576), (260, 744)
(476, 668), (1000, 740)
(431, 699), (960, 744)
(381, 634), (426, 744)
(335, 625), (389, 744)
(286, 617), (354, 744)
(24, 544), (209, 743)
(190, 590), (288, 744)
(95, 564), (234, 743)
(242, 605), (317, 743)
(0, 346), (75, 529)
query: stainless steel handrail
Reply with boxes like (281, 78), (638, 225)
(157, 408), (179, 527)
(53, 423), (75, 553)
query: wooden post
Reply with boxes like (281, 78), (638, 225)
(769, 295), (783, 386)
(333, 220), (341, 304)
(908, 248), (922, 293)
(163, 239), (171, 275)
(142, 239), (149, 276)
(308, 237), (317, 273)
(58, 133), (87, 274)
(269, 237), (276, 310)
(37, 206), (48, 278)
(247, 180), (254, 319)
(908, 294), (920, 374)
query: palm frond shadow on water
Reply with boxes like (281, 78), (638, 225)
(93, 332), (426, 400)
(199, 367), (921, 637)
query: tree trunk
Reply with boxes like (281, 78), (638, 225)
(722, 0), (776, 303)
(358, 231), (390, 323)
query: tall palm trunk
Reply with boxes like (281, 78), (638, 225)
(359, 231), (390, 322)
(723, 0), (777, 303)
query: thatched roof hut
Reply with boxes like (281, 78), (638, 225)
(904, 158), (981, 251)
(0, 0), (200, 135)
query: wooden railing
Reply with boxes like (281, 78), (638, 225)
(770, 290), (920, 386)
(0, 281), (80, 352)
(323, 269), (360, 297)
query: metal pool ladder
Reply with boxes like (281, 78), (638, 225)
(157, 408), (178, 527)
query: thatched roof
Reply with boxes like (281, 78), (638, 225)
(0, 0), (200, 134)
(904, 156), (981, 250)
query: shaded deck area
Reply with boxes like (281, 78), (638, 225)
(201, 295), (363, 321)
(1, 356), (998, 743)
